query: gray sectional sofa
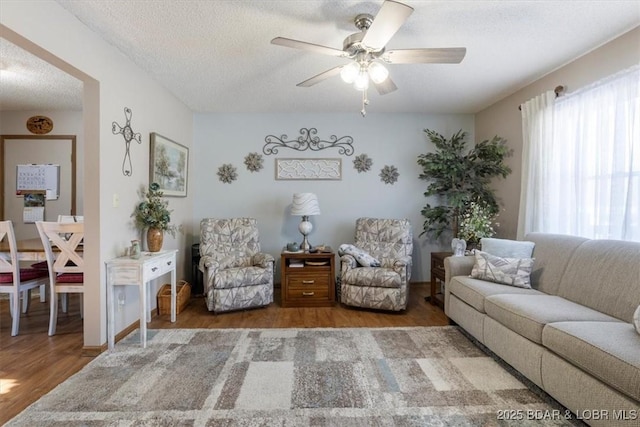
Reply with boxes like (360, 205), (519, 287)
(444, 233), (640, 427)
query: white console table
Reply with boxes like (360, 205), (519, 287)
(106, 250), (178, 350)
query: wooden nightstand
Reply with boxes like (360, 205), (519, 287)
(281, 249), (335, 307)
(427, 251), (452, 310)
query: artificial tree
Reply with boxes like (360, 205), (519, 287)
(417, 129), (512, 240)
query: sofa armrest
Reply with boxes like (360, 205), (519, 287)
(444, 255), (475, 285)
(252, 252), (275, 269)
(340, 254), (357, 273)
(444, 255), (475, 316)
(199, 255), (219, 271)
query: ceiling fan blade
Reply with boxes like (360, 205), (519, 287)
(373, 77), (398, 95)
(362, 0), (414, 51)
(384, 48), (467, 64)
(297, 66), (344, 87)
(271, 37), (346, 57)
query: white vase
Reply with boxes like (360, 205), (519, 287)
(451, 238), (467, 256)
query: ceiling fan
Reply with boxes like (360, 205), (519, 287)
(271, 0), (466, 116)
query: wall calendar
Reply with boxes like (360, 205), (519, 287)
(16, 164), (60, 200)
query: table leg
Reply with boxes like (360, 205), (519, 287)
(171, 268), (176, 323)
(139, 281), (147, 348)
(108, 280), (115, 350)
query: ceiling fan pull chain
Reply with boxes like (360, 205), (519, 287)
(361, 89), (368, 117)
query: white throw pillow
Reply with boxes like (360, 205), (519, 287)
(480, 238), (535, 259)
(471, 250), (535, 289)
(338, 244), (381, 267)
(634, 305), (640, 335)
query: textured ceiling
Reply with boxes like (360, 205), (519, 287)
(1, 1), (639, 113)
(0, 37), (83, 111)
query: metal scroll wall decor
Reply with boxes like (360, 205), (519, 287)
(263, 128), (354, 156)
(112, 107), (142, 176)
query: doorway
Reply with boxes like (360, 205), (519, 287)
(0, 134), (77, 239)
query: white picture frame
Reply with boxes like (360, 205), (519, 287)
(275, 158), (342, 180)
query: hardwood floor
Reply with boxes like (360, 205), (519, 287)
(0, 283), (447, 424)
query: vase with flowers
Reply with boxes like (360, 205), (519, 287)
(132, 183), (177, 252)
(457, 200), (498, 252)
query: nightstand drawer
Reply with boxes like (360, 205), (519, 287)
(285, 286), (330, 301)
(287, 275), (330, 288)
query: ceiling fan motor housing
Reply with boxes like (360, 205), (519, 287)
(344, 14), (386, 57)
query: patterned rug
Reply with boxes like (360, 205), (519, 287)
(8, 326), (581, 426)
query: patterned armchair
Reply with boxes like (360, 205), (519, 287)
(199, 218), (274, 313)
(339, 217), (413, 311)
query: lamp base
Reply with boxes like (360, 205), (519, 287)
(299, 216), (313, 252)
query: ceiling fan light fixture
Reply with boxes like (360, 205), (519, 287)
(340, 62), (360, 84)
(367, 61), (389, 84)
(353, 70), (370, 91)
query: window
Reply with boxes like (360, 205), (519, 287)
(519, 66), (639, 241)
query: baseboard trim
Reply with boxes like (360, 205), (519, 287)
(83, 312), (157, 356)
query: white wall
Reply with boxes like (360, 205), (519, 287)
(193, 113), (474, 282)
(475, 26), (640, 239)
(1, 0), (194, 347)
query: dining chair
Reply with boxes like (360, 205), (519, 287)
(33, 214), (85, 303)
(0, 220), (49, 336)
(57, 215), (84, 223)
(35, 221), (84, 336)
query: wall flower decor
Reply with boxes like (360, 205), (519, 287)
(263, 128), (354, 156)
(217, 164), (238, 183)
(353, 154), (372, 173)
(112, 107), (142, 177)
(244, 152), (264, 172)
(379, 165), (399, 184)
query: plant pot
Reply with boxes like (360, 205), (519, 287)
(147, 227), (164, 252)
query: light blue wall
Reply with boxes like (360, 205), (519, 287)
(193, 113), (474, 282)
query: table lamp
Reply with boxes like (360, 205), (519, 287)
(291, 193), (321, 252)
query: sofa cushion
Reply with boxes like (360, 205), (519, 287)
(524, 233), (589, 295)
(557, 239), (640, 323)
(449, 276), (544, 313)
(471, 251), (535, 288)
(484, 294), (621, 344)
(342, 267), (400, 289)
(213, 266), (271, 289)
(542, 321), (640, 401)
(480, 238), (535, 258)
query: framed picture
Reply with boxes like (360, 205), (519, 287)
(275, 158), (342, 180)
(150, 133), (189, 197)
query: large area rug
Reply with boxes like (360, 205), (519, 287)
(9, 326), (581, 426)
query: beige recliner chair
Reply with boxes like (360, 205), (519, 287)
(199, 218), (274, 313)
(339, 217), (413, 311)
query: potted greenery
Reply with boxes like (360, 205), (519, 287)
(132, 183), (177, 252)
(417, 129), (511, 244)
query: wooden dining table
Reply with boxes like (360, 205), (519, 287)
(0, 237), (84, 260)
(0, 237), (51, 261)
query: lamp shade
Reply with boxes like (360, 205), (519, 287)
(291, 193), (321, 216)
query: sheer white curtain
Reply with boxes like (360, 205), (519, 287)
(519, 66), (640, 241)
(517, 91), (556, 239)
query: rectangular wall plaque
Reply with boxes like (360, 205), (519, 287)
(275, 158), (342, 180)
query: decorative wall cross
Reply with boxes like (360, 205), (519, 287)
(112, 107), (142, 176)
